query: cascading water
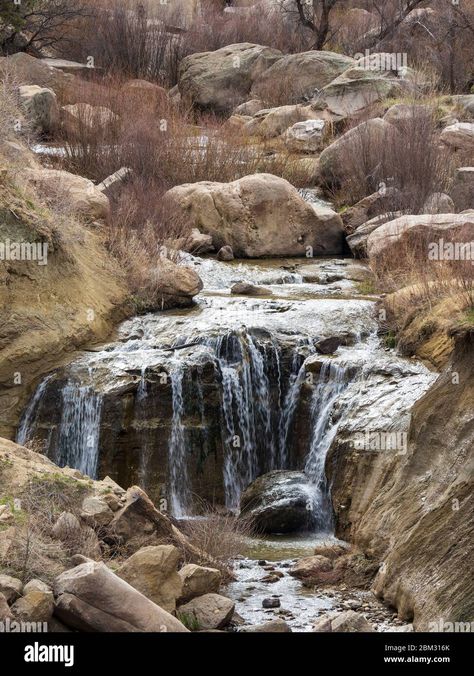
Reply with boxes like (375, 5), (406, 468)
(55, 381), (103, 479)
(212, 331), (284, 510)
(15, 255), (436, 529)
(16, 375), (53, 446)
(168, 365), (190, 517)
(304, 361), (351, 531)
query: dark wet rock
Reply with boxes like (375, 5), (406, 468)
(262, 597), (280, 608)
(315, 334), (353, 355)
(240, 470), (314, 534)
(261, 575), (280, 583)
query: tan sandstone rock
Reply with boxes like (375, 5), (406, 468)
(178, 593), (235, 630)
(54, 561), (188, 632)
(178, 564), (222, 603)
(117, 545), (183, 613)
(164, 173), (344, 257)
(24, 168), (110, 220)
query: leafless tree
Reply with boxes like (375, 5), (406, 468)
(364, 0), (429, 49)
(0, 0), (89, 55)
(394, 0), (474, 92)
(278, 0), (345, 50)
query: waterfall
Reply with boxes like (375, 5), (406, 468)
(304, 361), (350, 530)
(135, 366), (153, 490)
(15, 334), (356, 524)
(16, 375), (52, 446)
(168, 365), (191, 517)
(200, 330), (293, 511)
(278, 360), (307, 466)
(56, 381), (103, 479)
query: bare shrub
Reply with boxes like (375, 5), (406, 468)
(0, 71), (33, 144)
(60, 0), (186, 87)
(2, 475), (92, 584)
(183, 2), (310, 55)
(180, 507), (255, 580)
(371, 221), (474, 325)
(332, 106), (454, 213)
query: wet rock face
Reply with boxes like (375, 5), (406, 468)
(240, 471), (314, 534)
(24, 333), (312, 510)
(28, 358), (226, 506)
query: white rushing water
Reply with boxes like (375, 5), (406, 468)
(17, 374), (53, 446)
(55, 381), (103, 478)
(16, 255), (437, 526)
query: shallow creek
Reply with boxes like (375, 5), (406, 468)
(225, 534), (403, 632)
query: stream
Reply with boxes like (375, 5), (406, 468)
(16, 252), (437, 630)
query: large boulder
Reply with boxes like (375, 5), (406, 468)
(19, 85), (59, 135)
(452, 95), (474, 116)
(251, 51), (354, 102)
(54, 561), (188, 632)
(342, 187), (401, 234)
(422, 193), (455, 215)
(61, 103), (119, 136)
(148, 256), (203, 310)
(81, 495), (115, 528)
(0, 574), (22, 603)
(117, 545), (183, 613)
(234, 99), (264, 116)
(366, 212), (474, 263)
(313, 610), (374, 632)
(241, 619), (292, 632)
(440, 122), (474, 152)
(109, 486), (177, 546)
(0, 139), (39, 169)
(121, 79), (168, 106)
(163, 174), (344, 257)
(320, 65), (408, 117)
(166, 228), (214, 255)
(177, 593), (235, 630)
(383, 103), (433, 131)
(178, 43), (282, 113)
(347, 212), (404, 258)
(331, 610), (374, 632)
(246, 104), (327, 139)
(178, 564), (222, 604)
(52, 511), (82, 541)
(0, 52), (68, 89)
(0, 592), (12, 621)
(240, 470), (314, 534)
(23, 579), (52, 595)
(319, 118), (395, 185)
(24, 168), (110, 220)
